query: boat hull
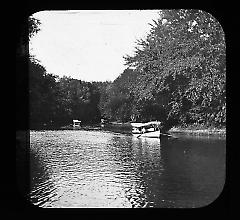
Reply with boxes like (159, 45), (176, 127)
(132, 130), (160, 138)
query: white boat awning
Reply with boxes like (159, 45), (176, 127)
(131, 121), (161, 128)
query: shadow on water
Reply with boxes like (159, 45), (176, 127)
(30, 145), (58, 207)
(157, 135), (226, 207)
(107, 135), (225, 208)
(29, 130), (225, 208)
(107, 136), (163, 207)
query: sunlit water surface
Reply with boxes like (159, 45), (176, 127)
(30, 130), (225, 208)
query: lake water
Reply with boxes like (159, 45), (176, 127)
(29, 129), (225, 208)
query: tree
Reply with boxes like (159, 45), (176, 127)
(28, 17), (41, 39)
(16, 16), (42, 129)
(29, 58), (59, 128)
(124, 9), (226, 128)
(101, 69), (139, 122)
(54, 77), (102, 125)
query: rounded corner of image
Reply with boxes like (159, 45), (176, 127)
(28, 10), (45, 18)
(195, 179), (226, 209)
(29, 199), (44, 209)
(198, 9), (225, 38)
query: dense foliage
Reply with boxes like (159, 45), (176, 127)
(120, 9), (225, 128)
(29, 60), (103, 128)
(16, 16), (42, 130)
(27, 10), (226, 130)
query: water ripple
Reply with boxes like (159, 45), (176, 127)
(30, 130), (225, 208)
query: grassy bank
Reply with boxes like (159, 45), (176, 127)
(169, 124), (226, 136)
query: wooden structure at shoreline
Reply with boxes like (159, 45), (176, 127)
(73, 120), (81, 127)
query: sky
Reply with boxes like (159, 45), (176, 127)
(29, 10), (160, 82)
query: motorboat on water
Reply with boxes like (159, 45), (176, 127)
(131, 121), (162, 138)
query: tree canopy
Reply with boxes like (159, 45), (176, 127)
(26, 10), (226, 130)
(121, 9), (226, 128)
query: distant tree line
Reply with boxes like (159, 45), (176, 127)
(27, 10), (226, 130)
(29, 59), (103, 128)
(26, 17), (103, 129)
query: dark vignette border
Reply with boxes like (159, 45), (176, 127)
(15, 0), (230, 218)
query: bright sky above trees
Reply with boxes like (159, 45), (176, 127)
(29, 10), (160, 81)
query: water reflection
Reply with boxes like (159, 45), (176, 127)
(155, 136), (225, 207)
(30, 147), (58, 207)
(30, 130), (225, 208)
(107, 136), (164, 208)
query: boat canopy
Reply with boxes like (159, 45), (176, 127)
(131, 121), (161, 128)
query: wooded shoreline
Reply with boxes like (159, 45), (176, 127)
(169, 126), (226, 136)
(29, 122), (226, 137)
(17, 11), (226, 131)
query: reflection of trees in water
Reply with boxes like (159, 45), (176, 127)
(155, 139), (195, 207)
(30, 148), (56, 207)
(30, 150), (47, 190)
(97, 134), (224, 208)
(124, 136), (220, 208)
(152, 137), (225, 207)
(130, 137), (167, 207)
(109, 135), (165, 207)
(16, 131), (54, 207)
(179, 138), (225, 206)
(132, 137), (162, 163)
